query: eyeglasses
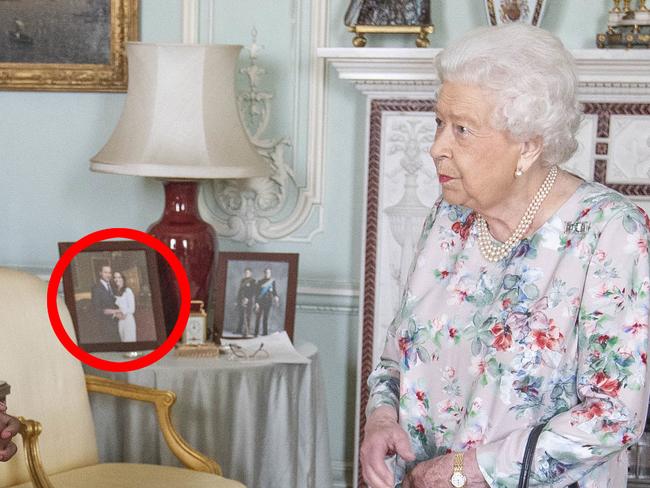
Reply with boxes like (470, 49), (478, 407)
(224, 343), (269, 361)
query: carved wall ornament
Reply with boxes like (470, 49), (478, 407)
(203, 28), (295, 245)
(383, 118), (436, 298)
(195, 0), (328, 245)
(582, 102), (650, 195)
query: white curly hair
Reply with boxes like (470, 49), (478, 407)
(434, 23), (582, 166)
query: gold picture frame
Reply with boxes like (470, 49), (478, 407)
(0, 0), (139, 92)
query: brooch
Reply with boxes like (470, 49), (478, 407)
(564, 222), (590, 234)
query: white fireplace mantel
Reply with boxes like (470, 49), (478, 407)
(317, 47), (650, 100)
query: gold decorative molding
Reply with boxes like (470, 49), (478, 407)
(348, 25), (434, 48)
(0, 0), (138, 92)
(13, 376), (222, 487)
(18, 417), (54, 488)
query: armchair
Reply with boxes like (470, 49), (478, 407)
(0, 268), (244, 488)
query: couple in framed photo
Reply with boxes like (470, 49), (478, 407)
(59, 241), (166, 353)
(91, 264), (137, 343)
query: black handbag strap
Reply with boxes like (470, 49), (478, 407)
(517, 422), (578, 488)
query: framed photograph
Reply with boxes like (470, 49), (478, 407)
(58, 241), (166, 353)
(0, 0), (138, 92)
(215, 252), (299, 341)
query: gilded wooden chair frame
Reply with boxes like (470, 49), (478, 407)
(15, 375), (221, 488)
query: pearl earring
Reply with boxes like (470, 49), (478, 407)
(514, 168), (523, 177)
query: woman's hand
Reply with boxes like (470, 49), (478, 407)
(360, 405), (415, 488)
(0, 403), (19, 462)
(401, 449), (489, 488)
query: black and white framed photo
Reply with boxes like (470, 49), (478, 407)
(215, 252), (298, 341)
(58, 241), (166, 353)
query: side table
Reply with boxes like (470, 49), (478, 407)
(84, 343), (332, 488)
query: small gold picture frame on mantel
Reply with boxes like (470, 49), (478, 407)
(344, 0), (434, 47)
(0, 0), (138, 92)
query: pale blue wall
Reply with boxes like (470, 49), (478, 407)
(0, 0), (612, 485)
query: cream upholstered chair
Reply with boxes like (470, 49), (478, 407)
(0, 268), (244, 488)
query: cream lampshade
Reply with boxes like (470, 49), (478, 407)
(91, 42), (268, 178)
(90, 43), (269, 338)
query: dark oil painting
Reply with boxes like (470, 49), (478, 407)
(0, 0), (110, 64)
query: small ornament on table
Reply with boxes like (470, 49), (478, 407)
(344, 0), (434, 48)
(597, 0), (650, 48)
(175, 300), (220, 358)
(174, 342), (220, 358)
(181, 300), (208, 346)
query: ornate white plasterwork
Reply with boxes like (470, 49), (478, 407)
(608, 115), (650, 184)
(209, 29), (295, 245)
(375, 112), (438, 359)
(563, 114), (597, 181)
(182, 0), (328, 244)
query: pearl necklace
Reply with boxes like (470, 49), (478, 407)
(476, 165), (558, 262)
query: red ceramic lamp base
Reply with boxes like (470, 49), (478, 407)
(148, 181), (217, 336)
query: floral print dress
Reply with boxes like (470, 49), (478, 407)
(367, 181), (650, 487)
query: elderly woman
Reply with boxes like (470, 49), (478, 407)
(361, 23), (650, 488)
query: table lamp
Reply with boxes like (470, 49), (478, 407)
(90, 43), (269, 336)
